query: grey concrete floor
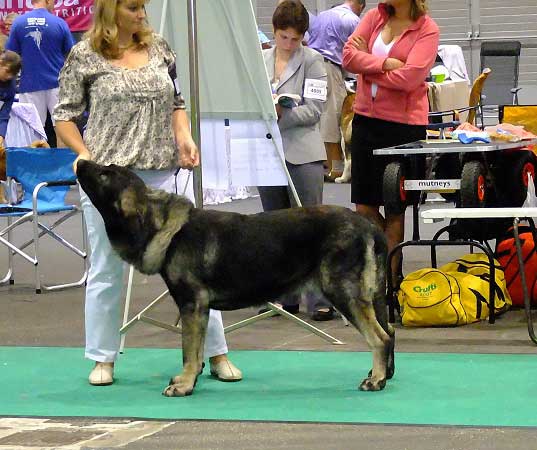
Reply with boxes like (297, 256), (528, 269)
(1, 182), (536, 449)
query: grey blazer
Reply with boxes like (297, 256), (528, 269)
(263, 45), (327, 165)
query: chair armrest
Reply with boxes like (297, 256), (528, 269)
(44, 180), (77, 187)
(452, 105), (479, 114)
(428, 110), (458, 119)
(31, 179), (78, 210)
(511, 87), (522, 94)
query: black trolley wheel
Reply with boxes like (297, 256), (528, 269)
(383, 161), (407, 215)
(509, 151), (536, 206)
(460, 160), (487, 208)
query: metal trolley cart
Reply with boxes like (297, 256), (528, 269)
(373, 138), (537, 324)
(374, 138), (537, 230)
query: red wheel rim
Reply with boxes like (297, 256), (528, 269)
(522, 162), (535, 187)
(399, 176), (407, 202)
(477, 174), (485, 202)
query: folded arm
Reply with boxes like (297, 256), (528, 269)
(342, 11), (387, 75)
(365, 28), (439, 92)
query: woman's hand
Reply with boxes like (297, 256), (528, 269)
(178, 138), (200, 170)
(383, 58), (405, 71)
(349, 35), (368, 52)
(73, 149), (91, 173)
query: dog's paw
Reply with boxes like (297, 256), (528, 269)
(162, 382), (194, 397)
(334, 176), (351, 184)
(367, 367), (394, 380)
(162, 376), (195, 397)
(334, 174), (350, 183)
(359, 376), (386, 391)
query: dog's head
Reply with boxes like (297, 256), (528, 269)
(77, 159), (147, 221)
(77, 160), (192, 273)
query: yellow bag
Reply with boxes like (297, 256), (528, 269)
(398, 254), (511, 327)
(440, 253), (511, 314)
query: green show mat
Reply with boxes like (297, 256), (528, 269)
(1, 347), (536, 426)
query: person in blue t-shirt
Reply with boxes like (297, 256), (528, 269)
(0, 50), (22, 149)
(6, 0), (74, 145)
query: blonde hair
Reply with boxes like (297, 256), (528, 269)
(5, 12), (19, 23)
(386, 0), (428, 21)
(86, 0), (153, 60)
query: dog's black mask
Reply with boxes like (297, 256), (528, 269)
(77, 160), (151, 263)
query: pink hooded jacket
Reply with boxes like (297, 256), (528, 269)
(342, 3), (439, 125)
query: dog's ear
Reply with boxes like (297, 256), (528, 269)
(120, 187), (146, 218)
(141, 195), (191, 274)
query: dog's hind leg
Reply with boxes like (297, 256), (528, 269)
(372, 289), (395, 380)
(321, 238), (392, 391)
(324, 281), (391, 391)
(370, 248), (395, 380)
(163, 290), (209, 397)
(344, 301), (392, 391)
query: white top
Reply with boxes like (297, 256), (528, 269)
(371, 33), (395, 99)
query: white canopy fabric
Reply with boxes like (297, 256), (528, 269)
(145, 0), (288, 189)
(145, 0), (276, 121)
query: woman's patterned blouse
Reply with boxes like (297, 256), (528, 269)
(54, 34), (186, 170)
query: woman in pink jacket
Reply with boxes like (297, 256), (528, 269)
(342, 0), (439, 281)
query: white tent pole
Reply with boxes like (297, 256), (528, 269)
(187, 0), (203, 209)
(159, 0), (169, 34)
(119, 264), (135, 353)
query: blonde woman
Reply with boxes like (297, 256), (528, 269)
(342, 0), (439, 283)
(54, 0), (242, 386)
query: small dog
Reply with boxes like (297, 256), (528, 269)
(335, 91), (355, 184)
(76, 160), (395, 397)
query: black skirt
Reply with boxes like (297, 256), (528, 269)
(350, 114), (426, 206)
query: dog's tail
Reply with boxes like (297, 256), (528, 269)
(371, 233), (391, 333)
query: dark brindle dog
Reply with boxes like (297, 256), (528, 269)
(76, 160), (395, 396)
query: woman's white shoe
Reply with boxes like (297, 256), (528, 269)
(88, 362), (114, 386)
(210, 360), (242, 382)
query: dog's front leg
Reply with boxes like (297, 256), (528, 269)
(163, 297), (209, 397)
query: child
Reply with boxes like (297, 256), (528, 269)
(0, 50), (20, 202)
(0, 50), (21, 150)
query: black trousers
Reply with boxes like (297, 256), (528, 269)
(350, 114), (426, 206)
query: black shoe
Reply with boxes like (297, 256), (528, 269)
(282, 304), (299, 314)
(311, 307), (335, 321)
(257, 303), (299, 315)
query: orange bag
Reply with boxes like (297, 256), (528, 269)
(495, 226), (537, 306)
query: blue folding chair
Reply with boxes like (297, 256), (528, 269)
(0, 147), (88, 293)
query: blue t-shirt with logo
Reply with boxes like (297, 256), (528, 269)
(6, 8), (74, 93)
